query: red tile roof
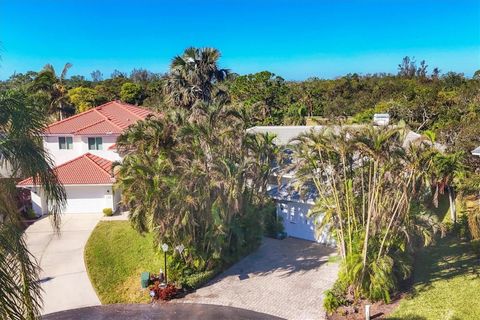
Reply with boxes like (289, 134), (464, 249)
(45, 100), (152, 135)
(17, 153), (114, 186)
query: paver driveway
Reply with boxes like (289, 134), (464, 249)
(181, 237), (339, 320)
(24, 214), (102, 315)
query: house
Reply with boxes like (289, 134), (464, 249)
(17, 101), (152, 215)
(247, 123), (427, 244)
(247, 125), (334, 245)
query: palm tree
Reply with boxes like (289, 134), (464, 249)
(0, 89), (66, 319)
(164, 47), (230, 110)
(31, 63), (73, 120)
(115, 104), (275, 272)
(290, 125), (443, 303)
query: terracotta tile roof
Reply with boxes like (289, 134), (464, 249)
(45, 100), (153, 135)
(107, 143), (117, 150)
(17, 153), (114, 186)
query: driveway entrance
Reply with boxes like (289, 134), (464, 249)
(181, 237), (339, 320)
(24, 214), (102, 315)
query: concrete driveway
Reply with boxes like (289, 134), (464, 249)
(24, 213), (102, 315)
(181, 237), (339, 320)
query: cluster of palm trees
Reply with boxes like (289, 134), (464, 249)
(114, 48), (278, 274)
(115, 104), (277, 273)
(289, 125), (461, 310)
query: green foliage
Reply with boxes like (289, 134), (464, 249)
(120, 82), (143, 104)
(182, 270), (217, 289)
(262, 202), (284, 238)
(102, 208), (113, 216)
(25, 208), (36, 219)
(291, 126), (449, 311)
(68, 86), (98, 113)
(115, 104), (278, 274)
(323, 282), (348, 314)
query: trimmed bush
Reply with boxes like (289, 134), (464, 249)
(182, 270), (217, 289)
(103, 208), (113, 216)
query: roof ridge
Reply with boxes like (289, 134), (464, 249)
(93, 104), (128, 131)
(116, 103), (145, 120)
(45, 108), (96, 131)
(84, 153), (113, 177)
(72, 117), (109, 133)
(91, 109), (124, 131)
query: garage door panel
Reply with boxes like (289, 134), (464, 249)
(63, 186), (111, 214)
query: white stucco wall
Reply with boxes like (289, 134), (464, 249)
(30, 187), (48, 216)
(43, 134), (121, 166)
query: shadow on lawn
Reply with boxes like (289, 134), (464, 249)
(408, 236), (480, 297)
(203, 237), (337, 288)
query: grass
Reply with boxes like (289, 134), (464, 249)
(389, 236), (480, 320)
(84, 221), (164, 304)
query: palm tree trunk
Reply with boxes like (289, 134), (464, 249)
(448, 185), (456, 224)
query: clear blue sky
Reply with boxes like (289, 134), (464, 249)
(0, 0), (479, 80)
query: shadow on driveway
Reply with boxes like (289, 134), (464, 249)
(182, 237), (339, 320)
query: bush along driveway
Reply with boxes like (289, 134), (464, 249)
(180, 237), (339, 320)
(24, 214), (102, 315)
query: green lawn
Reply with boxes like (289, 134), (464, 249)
(84, 221), (164, 304)
(389, 236), (480, 320)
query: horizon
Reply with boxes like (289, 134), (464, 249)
(0, 0), (479, 80)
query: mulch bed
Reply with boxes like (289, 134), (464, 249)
(327, 293), (405, 320)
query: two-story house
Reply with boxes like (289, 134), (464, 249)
(17, 101), (152, 215)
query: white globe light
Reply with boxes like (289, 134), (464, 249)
(161, 243), (169, 252)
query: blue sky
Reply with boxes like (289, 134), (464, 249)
(0, 0), (479, 80)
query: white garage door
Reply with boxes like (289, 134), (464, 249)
(279, 201), (316, 241)
(278, 201), (334, 245)
(64, 186), (112, 214)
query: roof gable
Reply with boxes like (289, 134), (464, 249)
(17, 153), (114, 186)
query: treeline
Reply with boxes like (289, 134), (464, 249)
(1, 55), (479, 169)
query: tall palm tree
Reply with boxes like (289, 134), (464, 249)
(31, 63), (73, 120)
(164, 47), (230, 110)
(0, 89), (66, 319)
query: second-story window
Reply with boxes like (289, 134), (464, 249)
(58, 137), (73, 150)
(88, 137), (103, 150)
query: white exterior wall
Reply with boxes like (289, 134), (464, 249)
(277, 200), (334, 245)
(31, 187), (48, 216)
(43, 134), (122, 166)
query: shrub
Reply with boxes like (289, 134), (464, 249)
(25, 208), (37, 220)
(263, 202), (284, 238)
(182, 270), (217, 289)
(103, 208), (113, 216)
(471, 239), (480, 258)
(323, 282), (348, 314)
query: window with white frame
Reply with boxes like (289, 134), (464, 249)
(88, 137), (103, 150)
(58, 136), (73, 150)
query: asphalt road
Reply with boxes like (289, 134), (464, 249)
(43, 303), (285, 320)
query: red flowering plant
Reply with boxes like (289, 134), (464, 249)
(149, 281), (178, 301)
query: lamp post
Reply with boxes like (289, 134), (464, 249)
(161, 243), (169, 284)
